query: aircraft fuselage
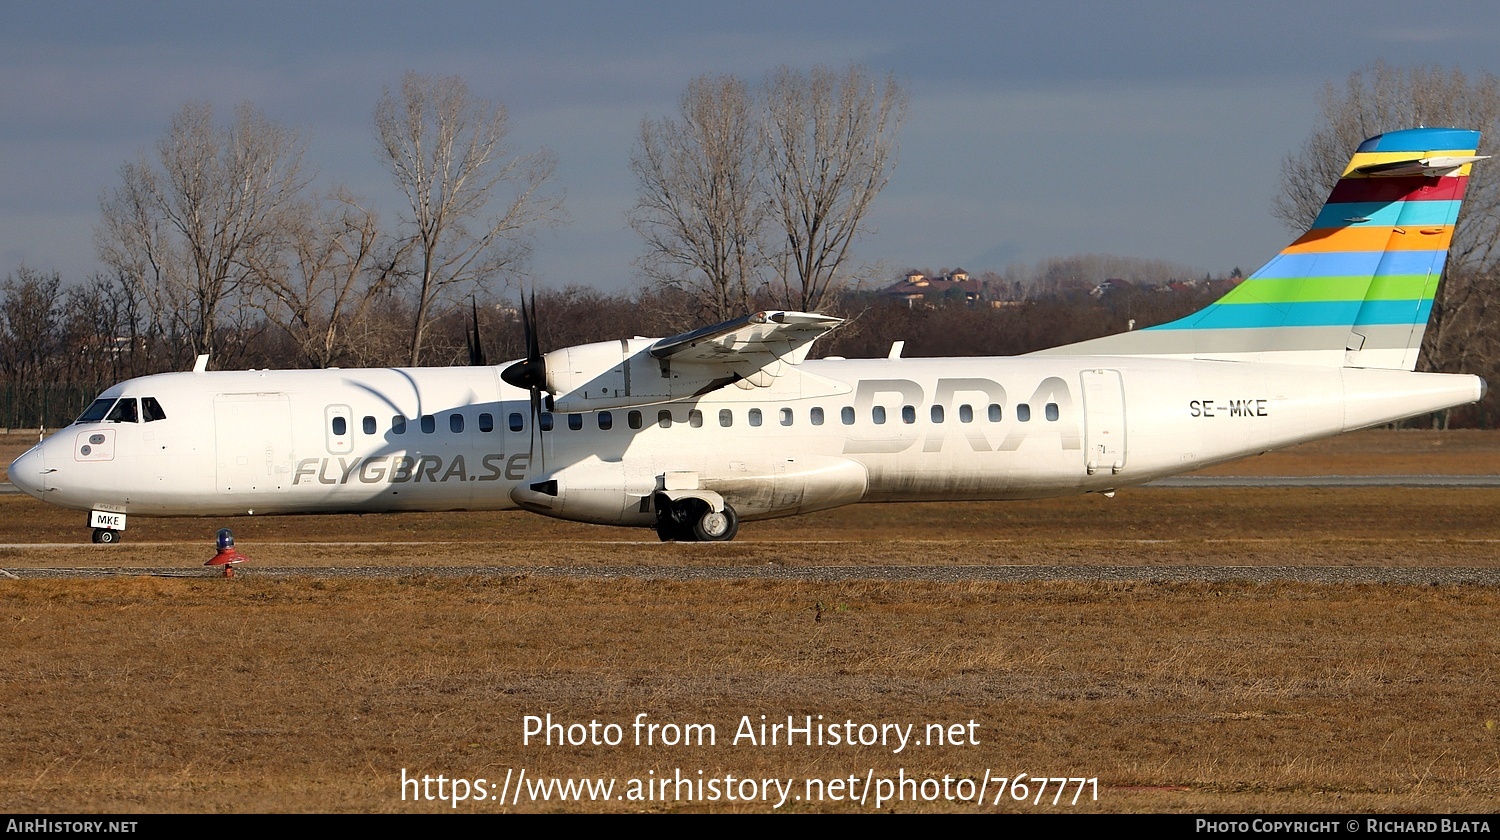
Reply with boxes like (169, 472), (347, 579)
(10, 355), (1482, 531)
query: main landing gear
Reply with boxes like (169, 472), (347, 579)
(655, 496), (739, 542)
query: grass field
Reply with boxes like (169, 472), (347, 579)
(2, 429), (1498, 813)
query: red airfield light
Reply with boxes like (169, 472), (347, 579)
(206, 528), (248, 578)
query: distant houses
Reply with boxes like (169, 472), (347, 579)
(877, 266), (1243, 308)
(880, 269), (1019, 308)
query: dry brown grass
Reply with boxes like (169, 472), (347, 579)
(2, 577), (1497, 813)
(2, 429), (1499, 813)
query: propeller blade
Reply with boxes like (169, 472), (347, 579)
(501, 288), (548, 474)
(467, 297), (487, 367)
(526, 291), (541, 362)
(500, 290), (547, 390)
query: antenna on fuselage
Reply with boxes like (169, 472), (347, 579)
(193, 354), (210, 373)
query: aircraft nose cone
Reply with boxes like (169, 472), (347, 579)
(8, 445), (48, 500)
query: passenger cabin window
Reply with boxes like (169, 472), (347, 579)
(363, 416), (377, 435)
(509, 413), (523, 432)
(450, 414), (464, 433)
(930, 405), (944, 423)
(598, 411), (613, 431)
(719, 409), (733, 427)
(332, 416), (347, 436)
(421, 415), (436, 434)
(811, 407), (824, 426)
(779, 407), (793, 426)
(841, 406), (855, 425)
(478, 413), (494, 433)
(872, 406), (886, 425)
(988, 404), (1003, 422)
(75, 398), (114, 424)
(568, 414), (583, 431)
(748, 408), (762, 427)
(959, 404), (973, 423)
(540, 413), (554, 432)
(628, 410), (642, 430)
(392, 416), (407, 434)
(1045, 402), (1060, 421)
(106, 399), (138, 423)
(658, 410), (672, 429)
(901, 405), (916, 424)
(141, 397), (167, 422)
(689, 409), (703, 428)
(1017, 404), (1032, 422)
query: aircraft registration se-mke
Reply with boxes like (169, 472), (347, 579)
(9, 128), (1489, 544)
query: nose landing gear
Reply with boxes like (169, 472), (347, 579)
(90, 528), (121, 544)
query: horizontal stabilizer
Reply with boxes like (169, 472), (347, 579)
(1352, 155), (1488, 177)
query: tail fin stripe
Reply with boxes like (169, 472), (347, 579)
(1150, 300), (1431, 331)
(1286, 226), (1453, 253)
(1328, 174), (1467, 204)
(1355, 127), (1478, 152)
(1206, 274), (1435, 304)
(1311, 200), (1462, 229)
(1249, 250), (1445, 279)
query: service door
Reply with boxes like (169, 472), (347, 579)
(215, 393), (295, 493)
(1080, 369), (1126, 475)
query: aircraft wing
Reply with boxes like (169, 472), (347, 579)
(649, 310), (843, 370)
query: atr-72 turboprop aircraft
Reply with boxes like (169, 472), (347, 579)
(8, 127), (1489, 543)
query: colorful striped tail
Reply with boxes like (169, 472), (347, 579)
(1038, 127), (1484, 369)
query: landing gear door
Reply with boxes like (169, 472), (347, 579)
(1081, 369), (1126, 475)
(215, 393), (295, 493)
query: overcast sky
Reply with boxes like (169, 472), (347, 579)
(6, 1), (1500, 296)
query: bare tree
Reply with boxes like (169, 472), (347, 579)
(1273, 62), (1500, 396)
(762, 65), (907, 312)
(61, 273), (148, 388)
(247, 188), (402, 368)
(96, 103), (307, 366)
(374, 72), (563, 365)
(630, 74), (766, 322)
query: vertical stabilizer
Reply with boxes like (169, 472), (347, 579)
(1037, 127), (1483, 369)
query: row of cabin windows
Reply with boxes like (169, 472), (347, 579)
(344, 402), (1063, 437)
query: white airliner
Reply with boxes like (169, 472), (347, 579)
(8, 127), (1489, 544)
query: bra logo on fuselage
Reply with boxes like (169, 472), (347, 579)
(842, 377), (1079, 455)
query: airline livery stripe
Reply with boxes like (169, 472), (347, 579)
(1327, 175), (1467, 204)
(1148, 299), (1433, 330)
(1248, 250), (1445, 280)
(1285, 225), (1453, 254)
(1356, 128), (1479, 152)
(1311, 201), (1462, 229)
(1217, 275), (1437, 304)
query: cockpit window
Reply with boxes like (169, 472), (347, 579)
(105, 398), (139, 423)
(141, 397), (166, 422)
(75, 398), (114, 424)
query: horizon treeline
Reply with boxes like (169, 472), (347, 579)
(2, 266), (1494, 430)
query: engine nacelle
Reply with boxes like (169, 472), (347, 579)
(543, 339), (663, 412)
(508, 454), (869, 528)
